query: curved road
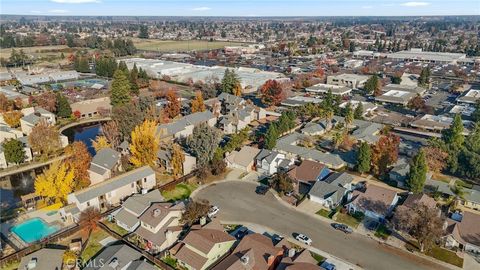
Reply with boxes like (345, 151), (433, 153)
(193, 181), (451, 270)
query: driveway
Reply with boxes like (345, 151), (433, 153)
(194, 181), (452, 270)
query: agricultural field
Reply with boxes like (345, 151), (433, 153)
(133, 39), (245, 52)
(0, 45), (74, 59)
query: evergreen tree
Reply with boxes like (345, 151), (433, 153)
(356, 142), (371, 173)
(264, 123), (279, 150)
(221, 69), (240, 94)
(442, 114), (464, 149)
(354, 102), (364, 119)
(472, 102), (480, 123)
(418, 67), (431, 88)
(364, 75), (381, 96)
(138, 25), (149, 39)
(2, 139), (25, 164)
(118, 61), (129, 75)
(55, 92), (72, 118)
(344, 102), (354, 127)
(129, 63), (139, 95)
(407, 149), (428, 193)
(110, 70), (131, 107)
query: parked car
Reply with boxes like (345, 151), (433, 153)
(294, 233), (312, 245)
(255, 185), (269, 195)
(321, 261), (337, 270)
(235, 227), (249, 239)
(332, 223), (353, 234)
(208, 206), (219, 218)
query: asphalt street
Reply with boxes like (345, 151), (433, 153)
(194, 181), (452, 270)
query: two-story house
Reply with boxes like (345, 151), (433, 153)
(309, 172), (354, 210)
(255, 149), (294, 176)
(347, 184), (399, 222)
(134, 201), (185, 253)
(174, 228), (236, 270)
(287, 160), (331, 195)
(88, 147), (122, 185)
(66, 166), (156, 214)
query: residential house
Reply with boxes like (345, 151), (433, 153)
(70, 97), (112, 118)
(66, 166), (156, 214)
(424, 179), (456, 198)
(300, 121), (331, 136)
(398, 193), (437, 212)
(174, 228), (236, 270)
(20, 107), (56, 135)
(157, 110), (217, 140)
(18, 248), (65, 270)
(255, 149), (293, 176)
(458, 185), (480, 211)
(225, 145), (261, 172)
(134, 201), (185, 253)
(309, 172), (354, 209)
(0, 123), (24, 144)
(157, 148), (197, 176)
(88, 147), (122, 185)
(347, 184), (399, 222)
(339, 100), (377, 117)
(444, 211), (480, 253)
(217, 92), (246, 115)
(83, 243), (157, 270)
(114, 189), (164, 232)
(277, 248), (322, 270)
(211, 233), (283, 270)
(287, 160), (331, 194)
(275, 132), (346, 169)
(389, 159), (410, 188)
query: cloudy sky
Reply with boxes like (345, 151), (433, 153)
(1, 0), (479, 16)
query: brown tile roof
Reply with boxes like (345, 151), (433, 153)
(183, 228), (235, 255)
(402, 193), (437, 209)
(139, 202), (183, 228)
(175, 244), (209, 270)
(287, 160), (327, 183)
(350, 184), (398, 216)
(284, 263), (322, 270)
(450, 212), (480, 247)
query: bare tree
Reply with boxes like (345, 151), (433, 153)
(180, 199), (210, 226)
(101, 121), (121, 148)
(391, 204), (444, 252)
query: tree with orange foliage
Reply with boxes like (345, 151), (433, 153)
(164, 89), (181, 119)
(422, 146), (448, 173)
(65, 141), (92, 190)
(2, 111), (23, 128)
(0, 93), (13, 112)
(371, 133), (400, 176)
(260, 79), (285, 106)
(233, 83), (242, 96)
(191, 91), (206, 113)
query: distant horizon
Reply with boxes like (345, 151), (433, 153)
(1, 0), (479, 17)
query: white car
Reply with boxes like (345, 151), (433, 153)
(208, 206), (220, 218)
(295, 233), (312, 245)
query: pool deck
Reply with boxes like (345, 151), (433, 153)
(0, 207), (71, 250)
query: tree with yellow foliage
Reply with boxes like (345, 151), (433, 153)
(191, 91), (206, 113)
(2, 110), (23, 127)
(92, 136), (111, 152)
(171, 143), (185, 179)
(35, 161), (75, 205)
(130, 120), (160, 167)
(233, 83), (242, 96)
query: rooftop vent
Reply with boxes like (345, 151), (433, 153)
(240, 255), (249, 265)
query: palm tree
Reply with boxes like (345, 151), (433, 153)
(325, 109), (334, 131)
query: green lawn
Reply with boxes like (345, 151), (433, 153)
(161, 256), (178, 268)
(103, 220), (129, 236)
(316, 209), (331, 219)
(334, 212), (363, 229)
(80, 228), (110, 263)
(133, 39), (245, 52)
(374, 224), (391, 240)
(426, 246), (464, 268)
(161, 183), (198, 201)
(310, 252), (325, 264)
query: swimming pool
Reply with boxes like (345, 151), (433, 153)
(11, 218), (59, 243)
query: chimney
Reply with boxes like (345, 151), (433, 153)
(267, 255), (275, 266)
(153, 208), (161, 217)
(240, 255), (249, 265)
(288, 248), (296, 258)
(200, 216), (206, 226)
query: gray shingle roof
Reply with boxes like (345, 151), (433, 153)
(309, 181), (346, 205)
(73, 166), (155, 204)
(18, 248), (65, 270)
(324, 172), (354, 186)
(21, 113), (41, 125)
(91, 148), (121, 171)
(83, 244), (144, 270)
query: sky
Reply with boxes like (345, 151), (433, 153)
(1, 0), (479, 17)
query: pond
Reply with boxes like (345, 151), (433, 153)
(62, 123), (102, 155)
(0, 123), (103, 211)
